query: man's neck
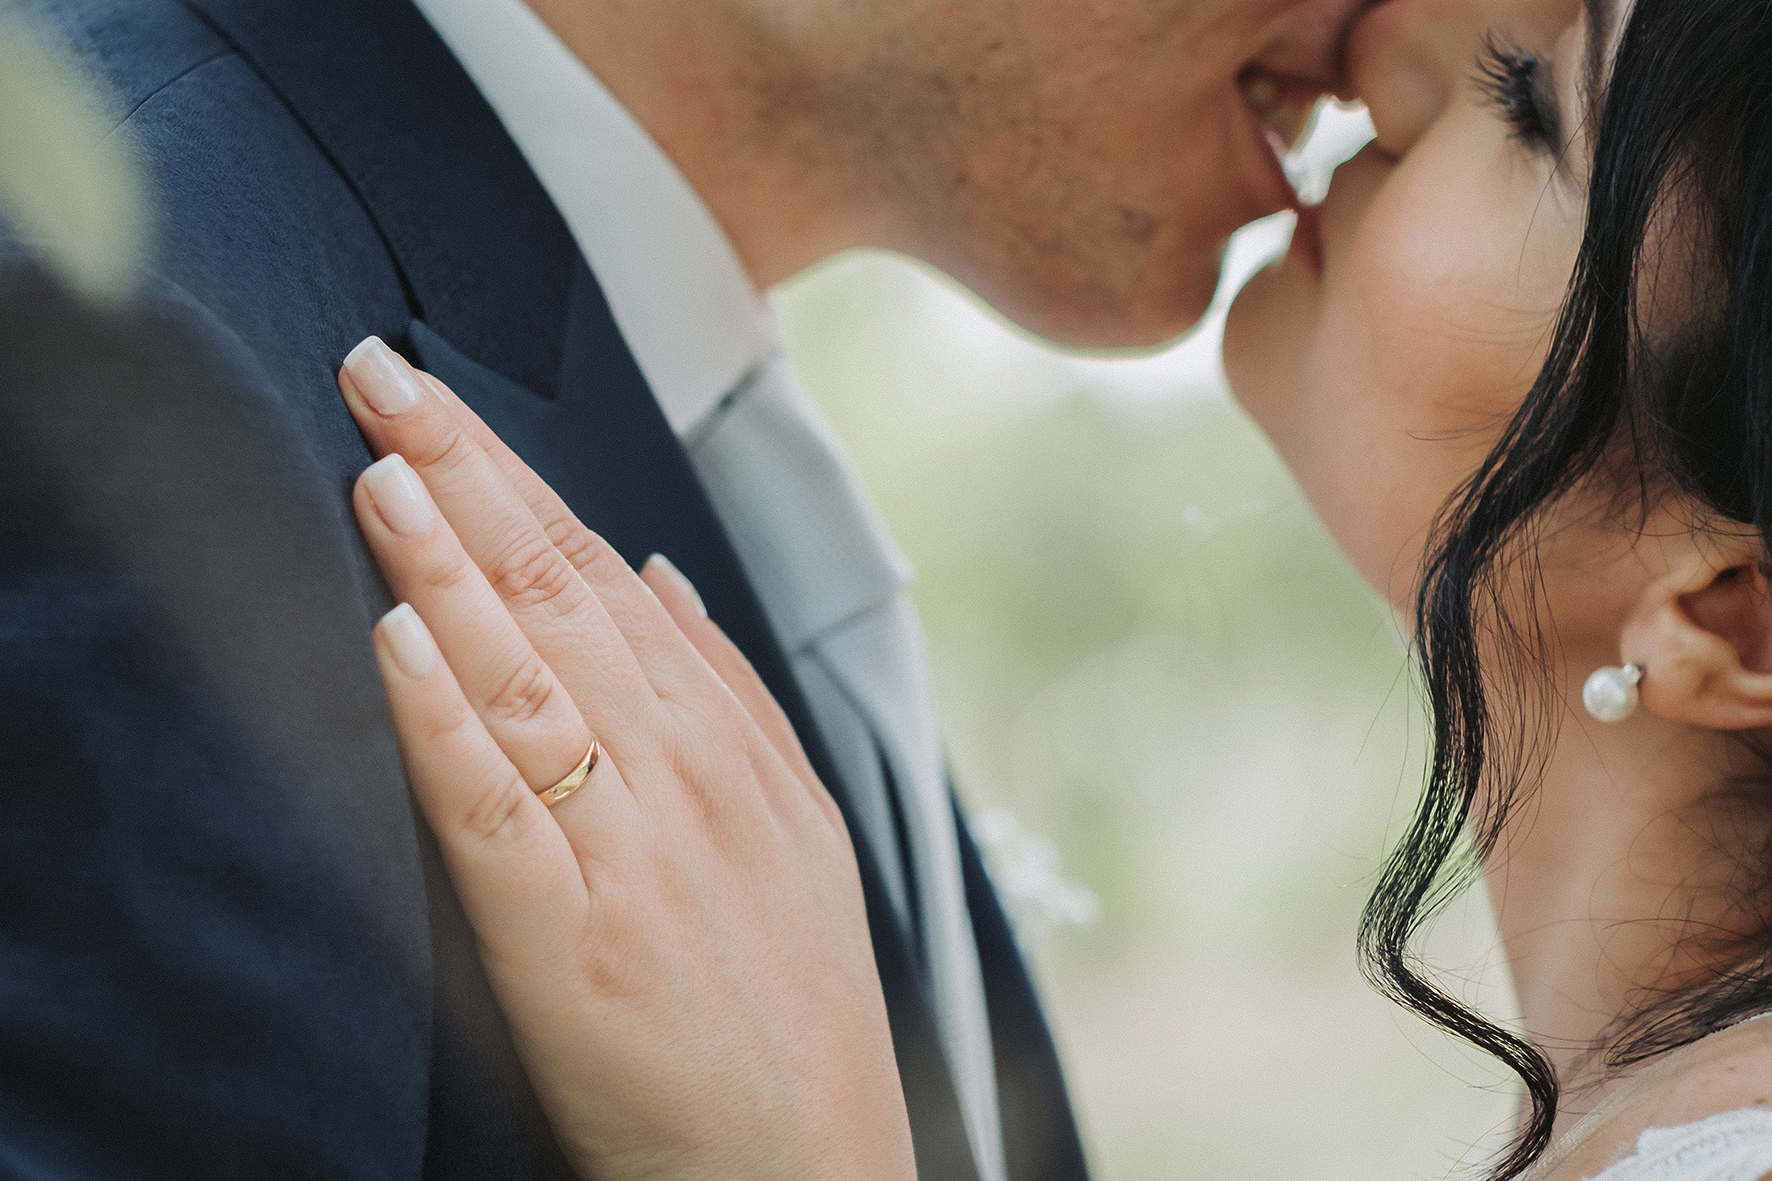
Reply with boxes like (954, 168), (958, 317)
(517, 0), (876, 289)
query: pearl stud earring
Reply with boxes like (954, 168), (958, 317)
(1582, 662), (1643, 723)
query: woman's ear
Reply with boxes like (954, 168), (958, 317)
(1622, 538), (1772, 729)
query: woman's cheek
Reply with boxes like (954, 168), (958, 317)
(1225, 134), (1571, 607)
(1292, 190), (1525, 602)
(1221, 259), (1319, 443)
(1356, 127), (1576, 405)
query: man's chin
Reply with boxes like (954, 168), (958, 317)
(995, 273), (1218, 352)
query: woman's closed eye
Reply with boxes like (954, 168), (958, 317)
(1476, 33), (1564, 155)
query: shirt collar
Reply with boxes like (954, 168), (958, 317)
(409, 0), (776, 437)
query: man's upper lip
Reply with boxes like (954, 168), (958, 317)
(1239, 68), (1332, 151)
(1235, 80), (1307, 218)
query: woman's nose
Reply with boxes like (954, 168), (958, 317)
(1346, 0), (1575, 158)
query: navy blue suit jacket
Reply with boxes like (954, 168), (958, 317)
(0, 1), (1088, 1178)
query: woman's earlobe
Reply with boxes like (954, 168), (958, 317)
(1622, 553), (1772, 730)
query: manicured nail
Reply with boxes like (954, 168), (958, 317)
(379, 603), (438, 678)
(645, 553), (706, 617)
(362, 454), (435, 536)
(343, 336), (424, 416)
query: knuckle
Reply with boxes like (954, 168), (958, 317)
(418, 705), (480, 751)
(415, 546), (478, 596)
(551, 527), (620, 580)
(575, 898), (653, 998)
(459, 769), (535, 843)
(660, 699), (756, 790)
(405, 419), (478, 475)
(408, 717), (536, 841)
(480, 653), (562, 727)
(488, 535), (582, 616)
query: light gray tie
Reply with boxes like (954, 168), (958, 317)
(684, 353), (1008, 1181)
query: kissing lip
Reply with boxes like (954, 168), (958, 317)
(1236, 68), (1335, 223)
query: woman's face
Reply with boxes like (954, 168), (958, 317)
(1223, 0), (1597, 609)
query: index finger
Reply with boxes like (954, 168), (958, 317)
(349, 342), (735, 716)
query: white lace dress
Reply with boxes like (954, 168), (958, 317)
(1587, 1108), (1772, 1180)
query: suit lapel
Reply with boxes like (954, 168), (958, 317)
(956, 802), (1090, 1181)
(172, 0), (918, 965)
(177, 0), (578, 399)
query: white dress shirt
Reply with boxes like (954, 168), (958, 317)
(403, 4), (1009, 1179)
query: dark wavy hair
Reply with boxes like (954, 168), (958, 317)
(1357, 0), (1772, 1177)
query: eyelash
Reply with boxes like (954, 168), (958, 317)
(1476, 34), (1562, 153)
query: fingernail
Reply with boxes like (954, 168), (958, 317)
(343, 336), (424, 416)
(645, 553), (706, 617)
(362, 454), (435, 536)
(379, 603), (438, 678)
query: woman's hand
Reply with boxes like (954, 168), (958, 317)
(336, 336), (916, 1181)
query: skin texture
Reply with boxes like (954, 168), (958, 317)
(521, 0), (1377, 346)
(1524, 1016), (1772, 1179)
(1223, 0), (1772, 1160)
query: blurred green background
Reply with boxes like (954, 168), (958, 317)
(776, 188), (1522, 1180)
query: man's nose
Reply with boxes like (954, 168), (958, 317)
(1254, 0), (1387, 92)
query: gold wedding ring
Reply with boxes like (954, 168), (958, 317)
(539, 739), (600, 807)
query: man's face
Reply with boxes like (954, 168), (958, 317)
(787, 0), (1375, 348)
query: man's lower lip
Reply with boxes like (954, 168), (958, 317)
(1288, 204), (1323, 278)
